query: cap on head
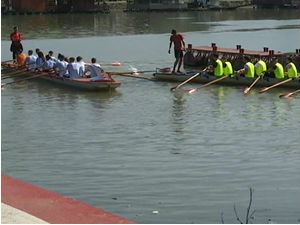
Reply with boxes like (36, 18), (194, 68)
(171, 29), (176, 35)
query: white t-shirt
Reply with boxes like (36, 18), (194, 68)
(26, 55), (37, 70)
(67, 62), (81, 79)
(86, 63), (104, 78)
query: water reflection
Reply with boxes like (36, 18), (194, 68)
(169, 90), (188, 153)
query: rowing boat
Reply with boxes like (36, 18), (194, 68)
(1, 61), (122, 91)
(153, 69), (300, 89)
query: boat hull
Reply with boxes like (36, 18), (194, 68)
(153, 71), (300, 89)
(1, 61), (121, 91)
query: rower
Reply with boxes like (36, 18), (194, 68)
(237, 56), (255, 78)
(54, 54), (68, 77)
(48, 51), (58, 63)
(25, 50), (37, 70)
(286, 57), (298, 78)
(36, 51), (46, 71)
(84, 58), (105, 81)
(254, 58), (267, 76)
(16, 49), (28, 67)
(76, 56), (85, 77)
(35, 48), (40, 57)
(67, 57), (81, 79)
(269, 58), (285, 79)
(208, 54), (224, 76)
(223, 60), (233, 76)
(43, 54), (55, 71)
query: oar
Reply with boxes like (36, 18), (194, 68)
(259, 78), (293, 93)
(108, 70), (155, 75)
(184, 75), (229, 93)
(244, 76), (261, 95)
(2, 70), (33, 80)
(170, 72), (200, 91)
(107, 72), (153, 80)
(279, 89), (300, 98)
(1, 72), (49, 88)
(102, 62), (123, 66)
(2, 68), (27, 77)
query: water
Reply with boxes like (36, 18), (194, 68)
(1, 8), (300, 224)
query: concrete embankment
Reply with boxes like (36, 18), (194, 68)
(1, 174), (136, 224)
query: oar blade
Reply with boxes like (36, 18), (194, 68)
(243, 87), (250, 95)
(279, 92), (292, 98)
(184, 88), (197, 93)
(111, 62), (122, 66)
(259, 87), (268, 93)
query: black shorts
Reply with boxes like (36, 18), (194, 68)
(174, 49), (183, 58)
(10, 42), (23, 53)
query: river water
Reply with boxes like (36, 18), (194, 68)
(1, 8), (300, 224)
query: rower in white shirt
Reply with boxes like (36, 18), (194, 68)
(25, 50), (37, 70)
(67, 57), (81, 79)
(36, 51), (46, 71)
(85, 58), (106, 81)
(43, 54), (55, 71)
(54, 54), (69, 77)
(48, 50), (58, 63)
(76, 56), (85, 77)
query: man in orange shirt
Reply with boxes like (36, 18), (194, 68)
(16, 49), (28, 67)
(168, 29), (185, 73)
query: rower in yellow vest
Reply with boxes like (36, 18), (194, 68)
(255, 59), (267, 76)
(223, 61), (233, 76)
(266, 57), (285, 79)
(273, 62), (285, 79)
(209, 54), (224, 76)
(237, 56), (255, 78)
(286, 57), (298, 78)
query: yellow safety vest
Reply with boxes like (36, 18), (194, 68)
(286, 62), (298, 78)
(274, 63), (284, 79)
(223, 61), (233, 76)
(214, 59), (223, 76)
(245, 62), (255, 78)
(255, 60), (267, 76)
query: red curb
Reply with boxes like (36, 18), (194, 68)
(1, 174), (136, 224)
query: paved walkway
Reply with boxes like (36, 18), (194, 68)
(1, 203), (48, 224)
(1, 174), (135, 224)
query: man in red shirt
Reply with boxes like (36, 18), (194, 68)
(10, 26), (23, 62)
(168, 29), (185, 73)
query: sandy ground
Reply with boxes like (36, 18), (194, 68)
(1, 203), (48, 224)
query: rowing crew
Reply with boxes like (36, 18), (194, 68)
(15, 49), (108, 81)
(207, 54), (298, 79)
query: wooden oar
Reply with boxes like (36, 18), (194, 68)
(1, 72), (50, 87)
(170, 72), (200, 91)
(259, 78), (293, 93)
(2, 68), (27, 76)
(279, 89), (300, 98)
(184, 75), (229, 93)
(108, 70), (155, 75)
(107, 72), (153, 80)
(243, 76), (261, 95)
(2, 70), (33, 80)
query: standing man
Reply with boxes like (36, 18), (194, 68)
(10, 26), (23, 63)
(168, 29), (185, 73)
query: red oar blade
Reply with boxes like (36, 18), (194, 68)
(111, 62), (122, 66)
(279, 92), (294, 98)
(243, 87), (250, 95)
(259, 87), (268, 93)
(184, 88), (197, 93)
